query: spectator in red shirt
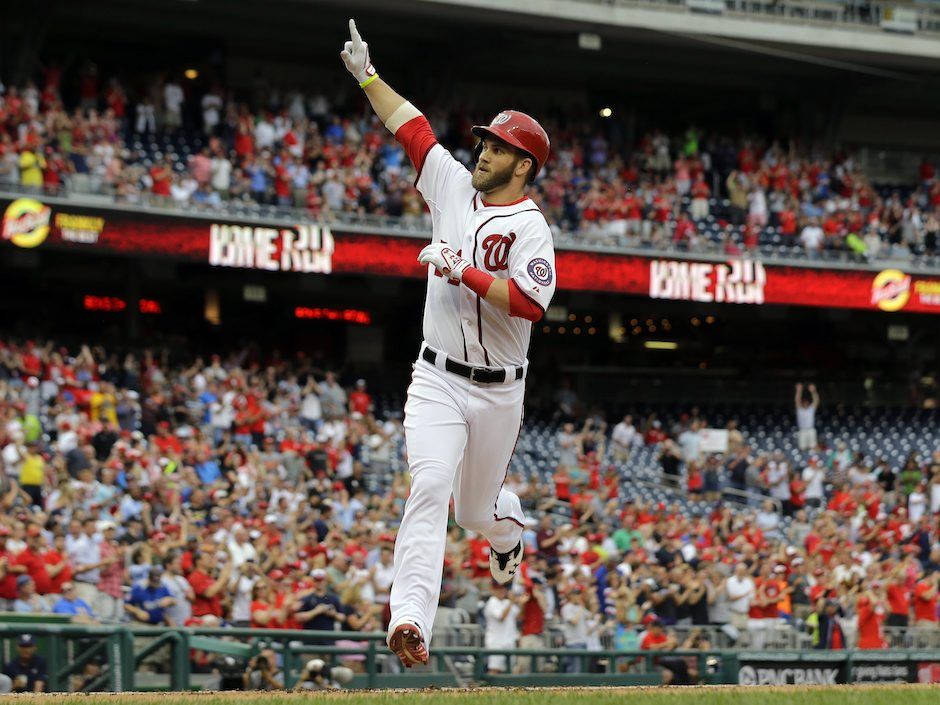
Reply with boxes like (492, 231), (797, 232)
(856, 589), (887, 649)
(689, 174), (710, 221)
(886, 567), (911, 628)
(152, 421), (182, 456)
(348, 380), (372, 416)
(913, 572), (939, 626)
(42, 532), (72, 597)
(514, 576), (548, 674)
(0, 529), (26, 609)
(640, 616), (675, 651)
(14, 526), (53, 596)
(150, 159), (172, 199)
(188, 550), (234, 619)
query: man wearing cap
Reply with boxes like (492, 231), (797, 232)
(13, 576), (51, 614)
(560, 586), (590, 672)
(126, 567), (175, 625)
(295, 568), (345, 641)
(2, 634), (48, 692)
(483, 582), (521, 674)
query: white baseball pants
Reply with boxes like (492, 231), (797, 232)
(389, 356), (527, 644)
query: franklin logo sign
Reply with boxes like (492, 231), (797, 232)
(209, 224), (334, 273)
(650, 259), (766, 304)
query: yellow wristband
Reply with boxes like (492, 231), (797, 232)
(359, 73), (379, 89)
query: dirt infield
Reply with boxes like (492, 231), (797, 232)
(1, 684), (939, 705)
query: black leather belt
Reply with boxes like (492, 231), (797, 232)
(422, 346), (523, 384)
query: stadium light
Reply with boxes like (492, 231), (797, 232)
(599, 107), (613, 118)
(578, 32), (602, 51)
(644, 341), (678, 350)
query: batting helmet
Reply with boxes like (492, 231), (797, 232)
(471, 110), (550, 182)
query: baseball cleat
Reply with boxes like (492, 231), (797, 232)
(388, 623), (429, 668)
(490, 541), (523, 585)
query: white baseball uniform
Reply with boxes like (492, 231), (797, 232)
(388, 125), (556, 645)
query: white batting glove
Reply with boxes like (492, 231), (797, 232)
(418, 243), (471, 281)
(340, 19), (377, 85)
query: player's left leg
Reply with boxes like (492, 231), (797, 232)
(452, 379), (526, 579)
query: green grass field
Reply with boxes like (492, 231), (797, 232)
(9, 685), (940, 705)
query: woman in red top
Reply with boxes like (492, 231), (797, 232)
(250, 580), (285, 629)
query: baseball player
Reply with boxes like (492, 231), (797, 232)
(341, 19), (555, 668)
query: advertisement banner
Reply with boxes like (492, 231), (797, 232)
(3, 196), (940, 315)
(737, 657), (846, 686)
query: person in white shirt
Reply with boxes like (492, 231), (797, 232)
(163, 80), (184, 130)
(483, 582), (520, 673)
(802, 457), (826, 508)
(230, 559), (259, 627)
(300, 378), (323, 432)
(909, 484), (928, 523)
(254, 116), (276, 150)
(795, 383), (820, 451)
(201, 90), (223, 135)
(227, 527), (258, 569)
(68, 518), (105, 607)
(799, 218), (825, 256)
(767, 453), (792, 512)
(370, 546), (395, 607)
(611, 414), (638, 463)
(161, 554), (193, 627)
(677, 420), (702, 464)
(725, 563), (755, 639)
(559, 586), (590, 672)
(210, 154), (232, 195)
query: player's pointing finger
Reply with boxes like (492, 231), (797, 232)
(349, 19), (362, 44)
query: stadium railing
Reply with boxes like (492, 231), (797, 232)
(1, 621), (938, 691)
(567, 0), (940, 36)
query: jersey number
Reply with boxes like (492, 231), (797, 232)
(482, 233), (515, 272)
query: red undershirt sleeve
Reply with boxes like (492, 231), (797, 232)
(508, 279), (545, 322)
(394, 116), (438, 178)
(461, 268), (544, 323)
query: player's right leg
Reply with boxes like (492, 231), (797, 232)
(388, 359), (469, 667)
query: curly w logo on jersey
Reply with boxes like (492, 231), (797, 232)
(481, 233), (515, 272)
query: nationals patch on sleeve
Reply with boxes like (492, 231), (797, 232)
(527, 258), (553, 286)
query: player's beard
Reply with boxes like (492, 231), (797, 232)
(471, 159), (517, 193)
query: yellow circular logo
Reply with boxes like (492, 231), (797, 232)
(871, 269), (911, 312)
(2, 198), (51, 248)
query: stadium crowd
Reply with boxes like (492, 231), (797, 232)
(1, 67), (938, 262)
(0, 334), (938, 686)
